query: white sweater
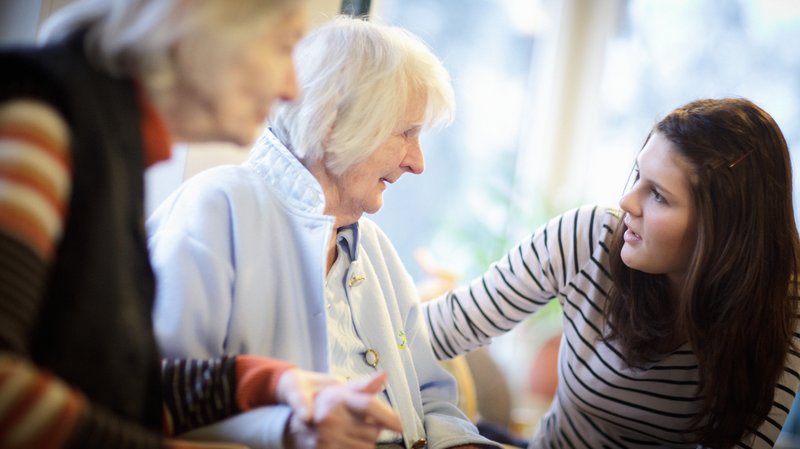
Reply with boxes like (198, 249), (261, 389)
(148, 130), (499, 449)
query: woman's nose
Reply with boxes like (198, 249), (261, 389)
(279, 64), (300, 102)
(619, 188), (639, 217)
(402, 139), (425, 175)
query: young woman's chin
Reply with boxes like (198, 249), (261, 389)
(619, 247), (640, 271)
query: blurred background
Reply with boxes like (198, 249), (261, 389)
(368, 0), (800, 440)
(4, 0), (800, 444)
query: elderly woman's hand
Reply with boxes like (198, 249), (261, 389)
(283, 372), (402, 449)
(276, 368), (343, 422)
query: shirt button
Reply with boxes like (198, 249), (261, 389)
(411, 438), (427, 449)
(348, 274), (365, 287)
(365, 348), (379, 367)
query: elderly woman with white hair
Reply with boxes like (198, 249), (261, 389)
(148, 16), (501, 449)
(0, 2), (403, 449)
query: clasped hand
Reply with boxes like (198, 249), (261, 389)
(166, 370), (400, 449)
(279, 370), (402, 449)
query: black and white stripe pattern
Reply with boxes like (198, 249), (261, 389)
(161, 356), (238, 435)
(424, 205), (800, 448)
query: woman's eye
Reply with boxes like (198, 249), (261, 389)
(402, 127), (421, 139)
(651, 188), (665, 203)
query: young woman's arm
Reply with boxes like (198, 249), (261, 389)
(424, 206), (611, 360)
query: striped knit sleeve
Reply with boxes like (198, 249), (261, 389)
(0, 354), (165, 449)
(0, 99), (70, 353)
(0, 99), (70, 260)
(0, 355), (86, 449)
(424, 205), (608, 359)
(162, 355), (295, 436)
(0, 99), (84, 449)
(0, 100), (166, 449)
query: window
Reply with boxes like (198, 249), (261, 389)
(373, 0), (800, 281)
(371, 0), (551, 282)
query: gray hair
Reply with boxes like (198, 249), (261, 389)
(39, 0), (299, 82)
(270, 16), (455, 175)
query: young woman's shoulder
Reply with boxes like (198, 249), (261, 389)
(545, 204), (621, 245)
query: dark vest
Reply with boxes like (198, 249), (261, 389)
(0, 33), (162, 430)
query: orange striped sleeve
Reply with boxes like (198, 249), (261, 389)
(0, 100), (71, 261)
(0, 354), (86, 449)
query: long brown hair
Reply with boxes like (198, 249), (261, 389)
(605, 98), (799, 447)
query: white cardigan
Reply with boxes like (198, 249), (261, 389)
(147, 130), (498, 449)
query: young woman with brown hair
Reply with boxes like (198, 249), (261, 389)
(425, 98), (800, 448)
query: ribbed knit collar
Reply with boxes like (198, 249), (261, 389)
(245, 128), (326, 215)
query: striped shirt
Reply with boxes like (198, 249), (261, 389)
(424, 205), (800, 448)
(0, 97), (292, 449)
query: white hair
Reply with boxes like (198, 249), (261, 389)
(39, 0), (299, 82)
(270, 15), (455, 175)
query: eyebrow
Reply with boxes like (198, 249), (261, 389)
(635, 162), (677, 199)
(649, 179), (675, 198)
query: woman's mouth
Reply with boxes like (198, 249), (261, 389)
(624, 228), (642, 243)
